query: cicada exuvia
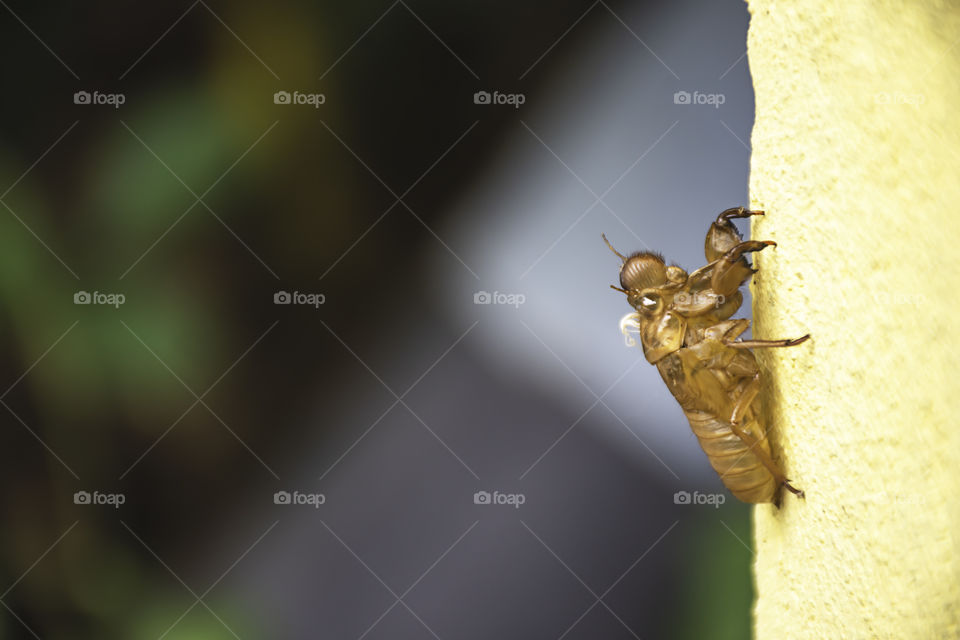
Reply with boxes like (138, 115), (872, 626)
(605, 207), (809, 504)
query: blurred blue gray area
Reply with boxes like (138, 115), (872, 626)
(0, 1), (760, 638)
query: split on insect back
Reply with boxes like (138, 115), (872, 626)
(604, 207), (810, 506)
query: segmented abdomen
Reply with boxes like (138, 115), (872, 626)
(684, 410), (775, 503)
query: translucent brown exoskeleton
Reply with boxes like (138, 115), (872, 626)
(604, 207), (809, 505)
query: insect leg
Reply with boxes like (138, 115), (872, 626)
(725, 419), (783, 481)
(727, 377), (779, 476)
(704, 318), (751, 342)
(781, 479), (805, 498)
(705, 208), (765, 263)
(730, 374), (762, 426)
(717, 206), (764, 223)
(728, 375), (806, 500)
(726, 413), (805, 500)
(710, 240), (775, 296)
(722, 240), (777, 260)
(724, 334), (811, 349)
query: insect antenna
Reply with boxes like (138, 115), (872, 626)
(601, 233), (628, 262)
(610, 284), (630, 294)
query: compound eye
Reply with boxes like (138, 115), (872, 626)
(640, 294), (659, 312)
(619, 253), (667, 291)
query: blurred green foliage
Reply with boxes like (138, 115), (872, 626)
(671, 503), (753, 640)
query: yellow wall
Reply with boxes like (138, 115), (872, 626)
(747, 1), (960, 638)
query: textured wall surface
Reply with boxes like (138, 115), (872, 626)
(746, 2), (960, 639)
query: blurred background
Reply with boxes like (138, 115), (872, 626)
(0, 0), (762, 638)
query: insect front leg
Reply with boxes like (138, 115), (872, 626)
(717, 206), (765, 224)
(705, 207), (765, 262)
(727, 374), (806, 499)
